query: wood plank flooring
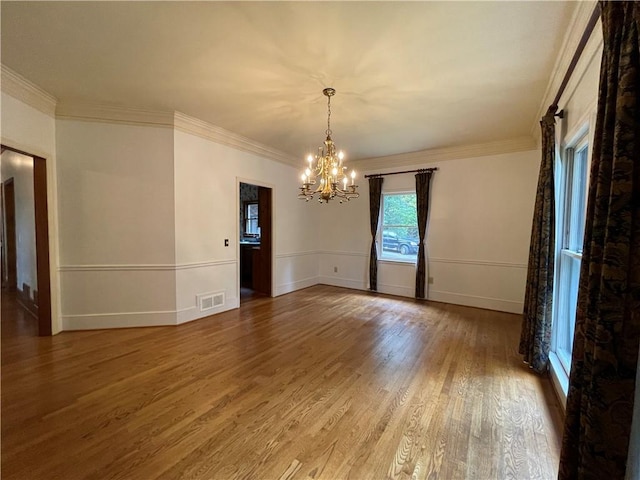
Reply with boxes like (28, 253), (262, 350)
(1, 285), (563, 479)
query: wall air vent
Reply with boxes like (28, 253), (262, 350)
(213, 293), (224, 307)
(197, 291), (225, 312)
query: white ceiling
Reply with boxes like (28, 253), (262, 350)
(1, 1), (576, 161)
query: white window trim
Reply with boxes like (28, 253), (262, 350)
(378, 189), (419, 265)
(550, 120), (592, 401)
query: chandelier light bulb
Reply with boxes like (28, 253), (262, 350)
(305, 168), (311, 176)
(332, 167), (338, 176)
(301, 173), (306, 182)
(307, 155), (313, 164)
(338, 151), (344, 160)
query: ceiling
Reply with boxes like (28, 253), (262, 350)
(1, 1), (576, 161)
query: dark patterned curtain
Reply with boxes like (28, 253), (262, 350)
(559, 2), (640, 479)
(368, 177), (383, 291)
(415, 171), (433, 299)
(518, 105), (557, 374)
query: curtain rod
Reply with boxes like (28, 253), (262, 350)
(364, 167), (437, 179)
(551, 4), (601, 113)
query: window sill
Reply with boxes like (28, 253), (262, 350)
(379, 259), (417, 266)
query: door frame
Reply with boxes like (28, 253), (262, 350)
(1, 145), (52, 336)
(237, 178), (274, 301)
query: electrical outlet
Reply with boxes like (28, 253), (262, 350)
(428, 276), (434, 284)
(334, 266), (338, 273)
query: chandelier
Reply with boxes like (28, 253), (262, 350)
(298, 88), (359, 203)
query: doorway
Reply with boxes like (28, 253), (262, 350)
(2, 178), (17, 291)
(239, 182), (272, 302)
(0, 145), (52, 336)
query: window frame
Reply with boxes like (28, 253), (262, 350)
(552, 132), (590, 377)
(378, 190), (419, 265)
(244, 201), (259, 236)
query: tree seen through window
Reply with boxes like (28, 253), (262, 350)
(380, 193), (419, 261)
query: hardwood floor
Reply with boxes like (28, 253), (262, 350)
(1, 285), (563, 479)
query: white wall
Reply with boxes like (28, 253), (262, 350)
(1, 150), (37, 297)
(173, 129), (320, 324)
(0, 91), (61, 333)
(3, 106), (320, 331)
(56, 120), (177, 329)
(556, 20), (602, 148)
(1, 93), (56, 159)
(318, 149), (540, 314)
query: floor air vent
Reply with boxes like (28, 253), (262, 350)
(197, 292), (225, 312)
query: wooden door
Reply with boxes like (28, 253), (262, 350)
(253, 186), (272, 296)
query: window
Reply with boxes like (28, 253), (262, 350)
(553, 139), (589, 375)
(245, 202), (259, 236)
(380, 192), (419, 263)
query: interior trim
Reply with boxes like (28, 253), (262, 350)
(275, 250), (320, 259)
(174, 112), (296, 167)
(59, 260), (237, 272)
(318, 250), (368, 258)
(1, 63), (539, 169)
(0, 65), (57, 116)
(350, 137), (537, 170)
(54, 105), (297, 167)
(62, 301), (238, 330)
(318, 251), (527, 269)
(428, 289), (524, 314)
(429, 257), (527, 269)
(549, 351), (568, 410)
(274, 276), (319, 296)
(56, 102), (174, 127)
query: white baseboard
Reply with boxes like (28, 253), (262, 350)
(62, 310), (177, 330)
(63, 298), (241, 330)
(176, 298), (238, 324)
(275, 276), (319, 296)
(61, 286), (522, 330)
(317, 276), (366, 291)
(317, 278), (522, 314)
(428, 289), (523, 314)
(317, 277), (414, 298)
(318, 276), (414, 299)
(378, 282), (414, 298)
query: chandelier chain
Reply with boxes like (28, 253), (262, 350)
(326, 94), (332, 137)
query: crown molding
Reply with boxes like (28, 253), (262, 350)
(1, 65), (57, 117)
(56, 103), (174, 127)
(173, 111), (297, 167)
(53, 102), (297, 167)
(531, 1), (600, 141)
(350, 136), (537, 171)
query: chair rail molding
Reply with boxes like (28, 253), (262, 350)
(59, 260), (237, 272)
